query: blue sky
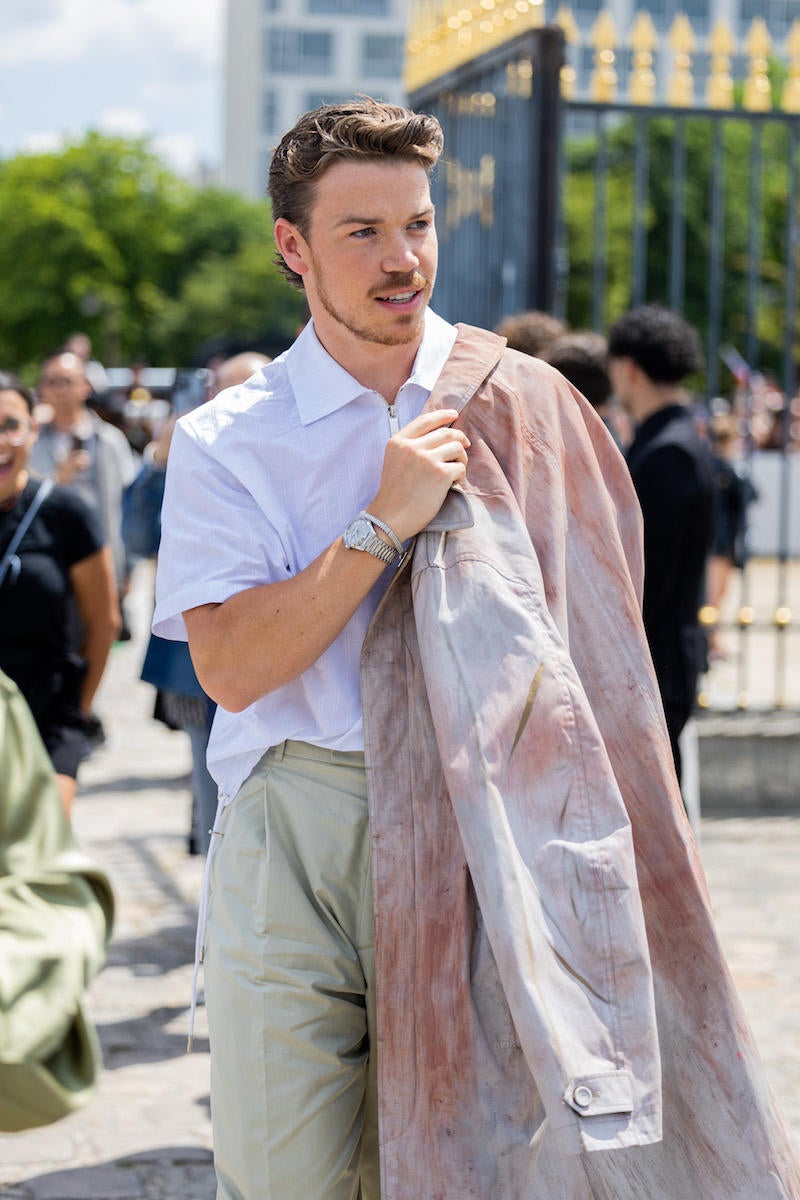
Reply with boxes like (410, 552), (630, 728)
(0, 0), (224, 175)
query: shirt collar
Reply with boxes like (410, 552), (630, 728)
(286, 309), (457, 427)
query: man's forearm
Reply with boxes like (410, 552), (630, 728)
(184, 535), (390, 712)
(182, 407), (470, 712)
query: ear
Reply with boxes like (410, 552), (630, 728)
(274, 218), (311, 279)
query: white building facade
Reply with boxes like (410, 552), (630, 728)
(224, 0), (409, 198)
(224, 0), (798, 198)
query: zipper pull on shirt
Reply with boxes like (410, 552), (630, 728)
(387, 403), (399, 436)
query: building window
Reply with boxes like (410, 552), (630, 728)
(673, 0), (710, 32)
(572, 0), (603, 16)
(642, 0), (683, 29)
(263, 89), (279, 135)
(740, 0), (792, 38)
(361, 33), (405, 78)
(305, 91), (354, 111)
(267, 28), (333, 75)
(309, 0), (389, 11)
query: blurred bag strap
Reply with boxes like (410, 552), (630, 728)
(0, 479), (54, 587)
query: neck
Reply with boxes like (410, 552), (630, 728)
(0, 470), (28, 511)
(632, 384), (685, 426)
(53, 407), (87, 433)
(310, 317), (424, 406)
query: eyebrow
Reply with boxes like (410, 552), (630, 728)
(335, 206), (435, 228)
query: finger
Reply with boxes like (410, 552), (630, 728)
(440, 459), (467, 486)
(399, 408), (459, 437)
(411, 426), (470, 450)
(428, 439), (469, 466)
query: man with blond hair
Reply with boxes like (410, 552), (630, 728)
(154, 99), (799, 1200)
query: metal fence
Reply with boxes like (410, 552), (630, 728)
(408, 14), (799, 710)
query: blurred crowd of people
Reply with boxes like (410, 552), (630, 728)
(0, 333), (274, 847)
(0, 313), (784, 828)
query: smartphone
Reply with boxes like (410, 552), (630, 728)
(171, 369), (211, 416)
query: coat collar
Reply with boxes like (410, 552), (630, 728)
(420, 323), (508, 531)
(421, 323), (507, 418)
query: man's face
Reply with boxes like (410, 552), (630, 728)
(38, 353), (91, 425)
(277, 158), (438, 355)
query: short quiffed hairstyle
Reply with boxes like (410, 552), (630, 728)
(608, 305), (704, 384)
(268, 97), (444, 289)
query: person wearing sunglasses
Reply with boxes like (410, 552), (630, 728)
(0, 372), (119, 816)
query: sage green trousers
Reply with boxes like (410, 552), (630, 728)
(205, 741), (379, 1200)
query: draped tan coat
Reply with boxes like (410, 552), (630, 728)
(360, 325), (800, 1199)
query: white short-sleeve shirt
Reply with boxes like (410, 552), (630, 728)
(153, 309), (457, 800)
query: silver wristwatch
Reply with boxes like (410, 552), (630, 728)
(343, 511), (406, 567)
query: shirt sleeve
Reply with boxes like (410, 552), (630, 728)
(153, 419), (289, 641)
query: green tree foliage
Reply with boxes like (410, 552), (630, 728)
(0, 132), (305, 373)
(562, 110), (796, 384)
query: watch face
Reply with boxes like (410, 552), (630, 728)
(346, 516), (372, 549)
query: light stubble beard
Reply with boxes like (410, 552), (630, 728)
(314, 270), (433, 348)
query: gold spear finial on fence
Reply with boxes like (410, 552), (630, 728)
(403, 0), (425, 89)
(590, 10), (618, 103)
(629, 11), (657, 105)
(451, 3), (480, 84)
(782, 20), (800, 113)
(517, 0), (546, 34)
(667, 14), (696, 107)
(743, 17), (773, 111)
(706, 19), (736, 109)
(554, 5), (579, 99)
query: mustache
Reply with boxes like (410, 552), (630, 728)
(370, 272), (428, 297)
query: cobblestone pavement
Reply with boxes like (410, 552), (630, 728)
(0, 562), (798, 1198)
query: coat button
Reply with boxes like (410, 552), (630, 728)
(573, 1085), (593, 1109)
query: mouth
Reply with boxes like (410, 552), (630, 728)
(374, 287), (424, 312)
(372, 272), (429, 312)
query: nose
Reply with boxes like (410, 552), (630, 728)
(381, 232), (420, 275)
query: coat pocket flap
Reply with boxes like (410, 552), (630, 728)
(425, 487), (474, 532)
(563, 1071), (634, 1118)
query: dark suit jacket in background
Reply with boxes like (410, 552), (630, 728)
(626, 404), (715, 771)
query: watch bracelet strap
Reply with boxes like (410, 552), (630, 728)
(360, 531), (397, 564)
(362, 511), (404, 556)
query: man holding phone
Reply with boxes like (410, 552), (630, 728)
(31, 350), (136, 617)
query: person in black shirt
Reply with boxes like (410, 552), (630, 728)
(0, 373), (119, 816)
(608, 307), (715, 783)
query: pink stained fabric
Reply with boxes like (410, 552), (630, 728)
(360, 324), (800, 1199)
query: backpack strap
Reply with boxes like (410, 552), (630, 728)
(0, 479), (54, 587)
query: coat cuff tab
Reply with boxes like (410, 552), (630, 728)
(563, 1071), (634, 1118)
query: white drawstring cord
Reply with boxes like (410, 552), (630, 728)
(187, 795), (227, 1051)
